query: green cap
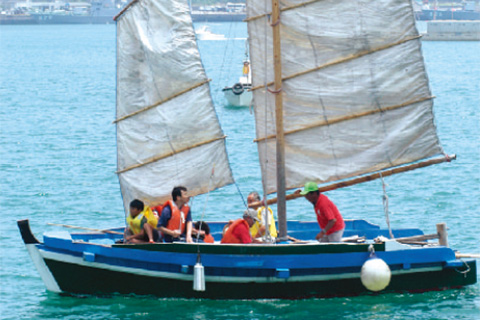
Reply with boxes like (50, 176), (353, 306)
(300, 181), (319, 195)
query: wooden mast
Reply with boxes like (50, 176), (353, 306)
(271, 0), (287, 239)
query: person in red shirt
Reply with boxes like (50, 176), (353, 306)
(296, 181), (345, 242)
(221, 209), (263, 244)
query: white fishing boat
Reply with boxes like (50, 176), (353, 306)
(18, 0), (477, 299)
(222, 60), (252, 107)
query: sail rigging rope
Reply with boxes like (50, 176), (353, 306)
(380, 173), (394, 239)
(261, 0), (274, 244)
(195, 164), (215, 244)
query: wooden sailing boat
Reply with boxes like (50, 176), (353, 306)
(18, 0), (476, 299)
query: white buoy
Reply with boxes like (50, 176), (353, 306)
(361, 257), (391, 292)
(193, 262), (205, 291)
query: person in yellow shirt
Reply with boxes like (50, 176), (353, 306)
(247, 191), (278, 239)
(124, 199), (159, 244)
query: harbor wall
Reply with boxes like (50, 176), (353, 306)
(422, 21), (480, 40)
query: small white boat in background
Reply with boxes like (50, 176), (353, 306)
(195, 25), (226, 40)
(222, 61), (252, 107)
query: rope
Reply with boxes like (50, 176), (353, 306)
(195, 164), (216, 243)
(262, 0), (274, 245)
(455, 259), (471, 278)
(380, 173), (394, 239)
(267, 87), (282, 94)
(234, 181), (247, 208)
(270, 13), (281, 27)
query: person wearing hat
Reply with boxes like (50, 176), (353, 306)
(295, 181), (345, 242)
(221, 209), (263, 244)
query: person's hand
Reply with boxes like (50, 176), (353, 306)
(294, 189), (301, 195)
(171, 230), (181, 238)
(198, 230), (206, 236)
(315, 231), (325, 241)
(186, 235), (193, 243)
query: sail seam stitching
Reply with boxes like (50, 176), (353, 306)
(250, 35), (421, 92)
(113, 80), (211, 123)
(253, 95), (435, 143)
(117, 135), (227, 174)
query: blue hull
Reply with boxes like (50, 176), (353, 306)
(18, 220), (477, 299)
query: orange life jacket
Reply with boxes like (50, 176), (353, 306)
(221, 219), (250, 244)
(203, 234), (214, 243)
(161, 200), (189, 234)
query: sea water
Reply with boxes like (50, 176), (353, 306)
(0, 23), (479, 320)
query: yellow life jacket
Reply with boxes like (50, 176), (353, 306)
(242, 64), (250, 75)
(126, 206), (158, 235)
(249, 207), (277, 238)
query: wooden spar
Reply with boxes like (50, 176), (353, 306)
(437, 222), (448, 247)
(47, 223), (123, 235)
(271, 0), (287, 240)
(113, 0), (140, 21)
(248, 154), (456, 207)
(456, 253), (480, 259)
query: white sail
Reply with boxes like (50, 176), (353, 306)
(115, 0), (234, 210)
(247, 0), (445, 194)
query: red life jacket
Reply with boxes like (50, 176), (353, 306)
(221, 219), (250, 244)
(161, 200), (189, 234)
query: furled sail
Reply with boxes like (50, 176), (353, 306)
(115, 0), (234, 211)
(246, 0), (445, 194)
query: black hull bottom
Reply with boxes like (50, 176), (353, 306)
(44, 258), (477, 299)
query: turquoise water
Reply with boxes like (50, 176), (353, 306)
(0, 23), (479, 319)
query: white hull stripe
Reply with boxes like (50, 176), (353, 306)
(40, 249), (443, 284)
(27, 245), (61, 292)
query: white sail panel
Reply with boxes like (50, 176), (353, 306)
(247, 0), (444, 193)
(116, 0), (233, 208)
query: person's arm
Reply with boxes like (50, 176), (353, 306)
(185, 221), (193, 243)
(253, 225), (266, 238)
(158, 206), (181, 238)
(234, 223), (252, 244)
(316, 219), (337, 240)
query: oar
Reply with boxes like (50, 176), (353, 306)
(47, 223), (123, 235)
(455, 253), (480, 259)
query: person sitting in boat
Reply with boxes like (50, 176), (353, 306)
(124, 199), (160, 244)
(157, 186), (194, 243)
(194, 221), (214, 243)
(247, 191), (277, 239)
(295, 181), (345, 242)
(221, 209), (263, 244)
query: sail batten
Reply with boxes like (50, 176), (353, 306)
(254, 95), (435, 142)
(247, 0), (445, 194)
(114, 80), (211, 123)
(249, 35), (421, 92)
(116, 0), (234, 211)
(117, 135), (227, 174)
